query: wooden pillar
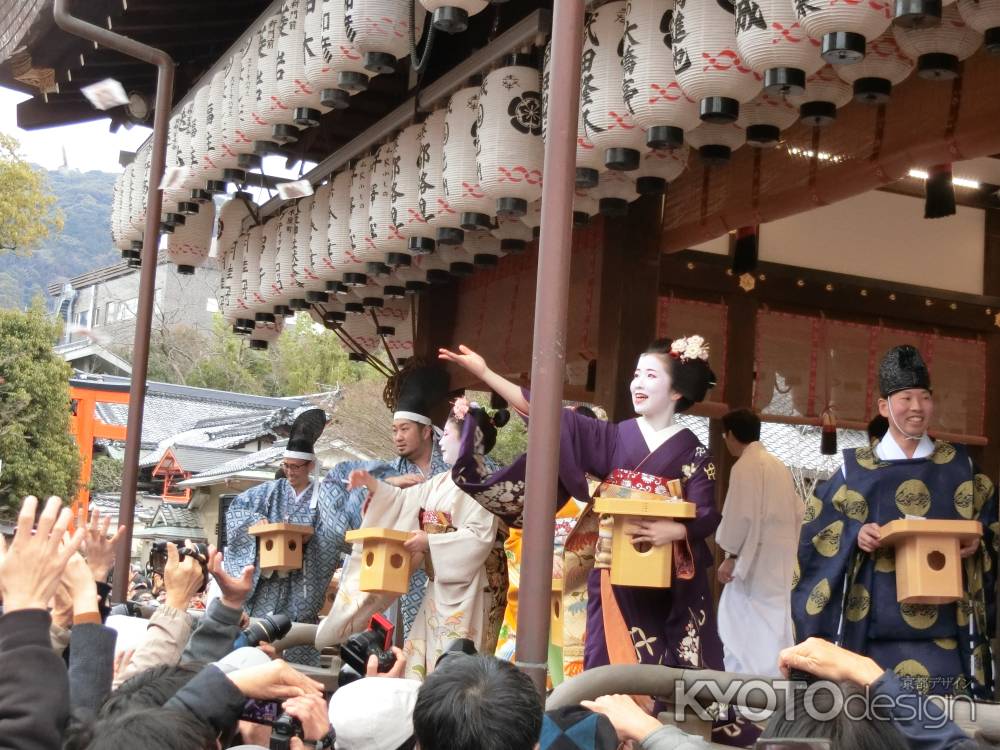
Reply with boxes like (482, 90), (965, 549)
(983, 208), (1000, 698)
(594, 195), (663, 421)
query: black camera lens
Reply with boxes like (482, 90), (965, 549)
(234, 613), (292, 649)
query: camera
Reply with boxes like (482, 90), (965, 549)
(233, 612), (293, 649)
(147, 541), (210, 593)
(435, 637), (477, 668)
(269, 712), (304, 750)
(339, 613), (396, 686)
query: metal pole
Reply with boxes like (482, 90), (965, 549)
(53, 0), (175, 603)
(514, 0), (585, 695)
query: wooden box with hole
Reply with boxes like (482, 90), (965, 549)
(249, 522), (315, 573)
(592, 495), (696, 589)
(879, 519), (982, 604)
(344, 528), (414, 595)
(550, 578), (564, 647)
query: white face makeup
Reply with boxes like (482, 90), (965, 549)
(439, 419), (462, 466)
(630, 353), (675, 417)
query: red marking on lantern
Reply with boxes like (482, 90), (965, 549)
(607, 111), (636, 130)
(701, 50), (752, 75)
(270, 96), (291, 112)
(406, 208), (428, 225)
(461, 182), (486, 199)
(339, 45), (362, 61)
(436, 198), (457, 214)
(577, 137), (595, 150)
(497, 166), (544, 185)
(389, 225), (405, 240)
(649, 82), (685, 104)
(294, 79), (314, 95)
(771, 21), (808, 44)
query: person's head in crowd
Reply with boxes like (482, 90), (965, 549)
(440, 398), (510, 465)
(877, 344), (933, 444)
(722, 408), (762, 458)
(413, 654), (544, 750)
(328, 677), (421, 750)
(760, 682), (908, 750)
(539, 705), (619, 750)
(393, 366), (450, 465)
(867, 415), (889, 447)
(66, 709), (216, 750)
(98, 664), (202, 719)
(635, 337), (716, 419)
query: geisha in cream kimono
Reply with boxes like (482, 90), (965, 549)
(317, 409), (501, 680)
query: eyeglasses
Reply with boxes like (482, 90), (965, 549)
(281, 461), (311, 471)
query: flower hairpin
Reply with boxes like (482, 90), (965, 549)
(670, 335), (710, 363)
(451, 396), (479, 421)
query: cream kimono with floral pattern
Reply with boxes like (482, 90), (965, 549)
(322, 472), (499, 680)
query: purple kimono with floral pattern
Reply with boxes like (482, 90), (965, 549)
(452, 405), (724, 672)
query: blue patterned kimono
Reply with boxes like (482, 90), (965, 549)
(224, 446), (449, 664)
(792, 438), (997, 697)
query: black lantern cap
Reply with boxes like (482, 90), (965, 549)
(799, 101), (838, 127)
(176, 265), (195, 275)
(205, 179), (228, 195)
(386, 252), (412, 267)
(576, 167), (600, 189)
(408, 236), (436, 254)
(238, 153), (263, 171)
(599, 197), (629, 217)
(343, 272), (368, 287)
(326, 281), (349, 294)
(366, 262), (391, 277)
(306, 291), (329, 303)
(698, 145), (732, 165)
(177, 202), (199, 216)
(437, 227), (465, 245)
(573, 211), (591, 228)
(271, 124), (300, 144)
(361, 296), (384, 309)
(449, 262), (474, 277)
(338, 71), (369, 93)
(646, 125), (684, 150)
(293, 107), (322, 128)
(223, 168), (247, 183)
(894, 0), (942, 28)
(473, 254), (499, 268)
(190, 188), (212, 203)
(746, 124), (781, 147)
(405, 280), (429, 293)
(700, 97), (739, 124)
(821, 32), (866, 64)
(344, 302), (365, 313)
(324, 310), (347, 324)
(853, 77), (892, 104)
(985, 28), (1000, 54)
(500, 239), (526, 253)
(460, 212), (493, 230)
(496, 197), (528, 217)
(255, 312), (276, 323)
(764, 67), (806, 96)
(917, 52), (960, 80)
(249, 339), (269, 350)
(383, 285), (407, 298)
(363, 52), (395, 75)
(604, 147), (640, 171)
(321, 88), (350, 109)
(636, 176), (667, 196)
(426, 269), (452, 284)
(433, 5), (469, 33)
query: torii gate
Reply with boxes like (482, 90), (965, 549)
(68, 379), (129, 521)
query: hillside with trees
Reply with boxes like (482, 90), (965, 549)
(0, 166), (118, 309)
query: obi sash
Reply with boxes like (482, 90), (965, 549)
(420, 509), (455, 581)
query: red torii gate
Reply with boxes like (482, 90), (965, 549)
(68, 380), (129, 522)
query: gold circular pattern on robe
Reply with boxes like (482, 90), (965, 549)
(874, 545), (896, 573)
(895, 479), (932, 517)
(967, 567), (983, 595)
(931, 442), (956, 465)
(954, 481), (975, 519)
(854, 446), (880, 471)
(832, 486), (869, 522)
(974, 644), (988, 683)
(813, 521), (844, 558)
(791, 560), (800, 589)
(803, 495), (823, 524)
(934, 637), (958, 650)
(900, 602), (938, 630)
(894, 659), (931, 694)
(957, 599), (972, 627)
(806, 578), (831, 616)
(974, 474), (995, 514)
(845, 583), (870, 622)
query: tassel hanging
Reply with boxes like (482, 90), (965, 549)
(732, 225), (759, 275)
(820, 408), (838, 456)
(924, 164), (956, 219)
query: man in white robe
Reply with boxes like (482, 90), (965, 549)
(715, 409), (803, 677)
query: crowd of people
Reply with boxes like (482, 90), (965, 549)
(0, 335), (996, 749)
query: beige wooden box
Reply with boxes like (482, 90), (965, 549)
(345, 528), (414, 595)
(879, 519), (982, 604)
(249, 522), (314, 573)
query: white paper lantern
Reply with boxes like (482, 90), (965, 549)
(378, 299), (414, 363)
(573, 187), (600, 227)
(795, 0), (892, 62)
(893, 5), (982, 79)
(624, 0), (701, 148)
(685, 120), (747, 164)
(249, 316), (285, 350)
(419, 109), (464, 244)
(345, 0), (427, 74)
(477, 59), (545, 219)
(305, 0), (374, 101)
(363, 267), (408, 301)
(229, 31), (264, 170)
(835, 30), (914, 102)
(248, 13), (284, 148)
(444, 85), (495, 234)
(736, 91), (800, 146)
(392, 255), (430, 293)
(343, 310), (382, 353)
(462, 229), (504, 268)
(330, 168), (368, 287)
(542, 40), (604, 188)
(274, 0), (330, 134)
(518, 199), (542, 237)
(259, 215), (284, 313)
(582, 2), (648, 169)
(242, 224), (269, 319)
(217, 193), (255, 285)
(437, 243), (476, 277)
(130, 146), (151, 240)
(417, 251), (454, 285)
(788, 64), (854, 125)
(367, 140), (409, 265)
(167, 199), (216, 274)
(392, 123), (436, 256)
(347, 156), (376, 285)
(734, 0), (825, 96)
(895, 0), (952, 29)
(162, 112), (192, 218)
(111, 172), (128, 253)
(188, 83), (221, 197)
(672, 0), (762, 122)
(277, 201), (309, 309)
(591, 169), (638, 216)
(223, 231), (250, 327)
(491, 214), (534, 254)
(419, 0), (487, 33)
(293, 194), (325, 303)
(958, 0), (1000, 53)
(309, 182), (339, 292)
(201, 68), (235, 185)
(634, 144), (689, 195)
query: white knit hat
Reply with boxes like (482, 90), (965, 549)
(329, 678), (421, 750)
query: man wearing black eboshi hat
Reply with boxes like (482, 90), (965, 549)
(792, 344), (997, 699)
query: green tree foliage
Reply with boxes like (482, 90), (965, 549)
(89, 454), (124, 493)
(0, 305), (80, 513)
(466, 391), (528, 466)
(0, 165), (117, 309)
(0, 134), (63, 258)
(145, 313), (375, 396)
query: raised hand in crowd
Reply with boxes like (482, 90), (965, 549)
(778, 637), (884, 687)
(206, 545), (253, 610)
(78, 508), (125, 583)
(437, 344), (531, 415)
(0, 495), (84, 613)
(346, 469), (378, 494)
(581, 694), (664, 745)
(61, 551), (101, 619)
(366, 645), (407, 679)
(227, 658), (324, 701)
(163, 542), (205, 611)
(112, 648), (134, 682)
(281, 693), (332, 746)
